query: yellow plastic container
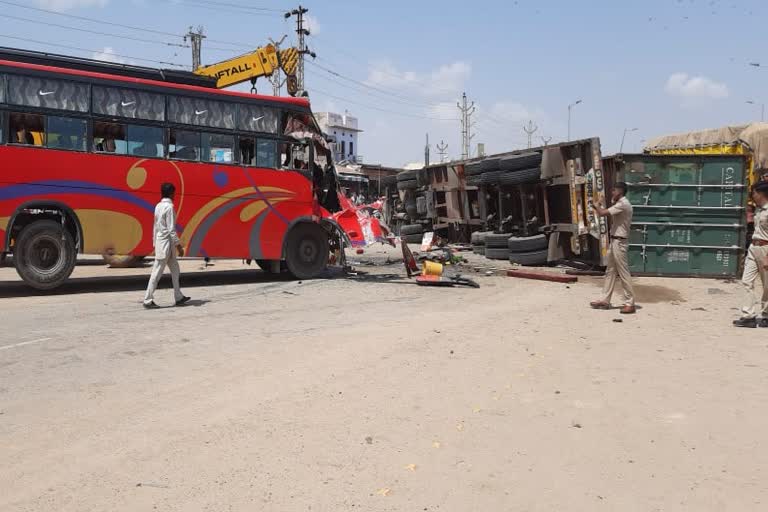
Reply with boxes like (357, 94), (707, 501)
(422, 260), (444, 277)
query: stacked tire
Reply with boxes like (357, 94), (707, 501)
(400, 223), (424, 245)
(396, 169), (419, 191)
(471, 231), (489, 255)
(507, 234), (548, 266)
(471, 152), (543, 187)
(484, 233), (512, 260)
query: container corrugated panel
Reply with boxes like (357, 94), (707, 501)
(615, 154), (746, 277)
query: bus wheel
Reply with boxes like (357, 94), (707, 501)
(14, 220), (77, 290)
(103, 254), (146, 268)
(284, 223), (329, 280)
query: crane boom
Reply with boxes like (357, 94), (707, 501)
(194, 43), (300, 95)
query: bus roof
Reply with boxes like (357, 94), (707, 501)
(0, 48), (311, 109)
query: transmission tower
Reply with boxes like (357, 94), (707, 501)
(523, 120), (538, 149)
(184, 26), (205, 70)
(457, 92), (475, 160)
(436, 140), (448, 162)
(285, 5), (316, 92)
(541, 135), (552, 147)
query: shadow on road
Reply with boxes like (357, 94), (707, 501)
(0, 269), (297, 299)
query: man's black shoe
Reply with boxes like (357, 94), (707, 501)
(733, 317), (757, 328)
(143, 301), (160, 309)
(175, 296), (191, 306)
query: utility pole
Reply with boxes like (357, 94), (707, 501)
(268, 35), (288, 96)
(436, 140), (448, 162)
(285, 5), (316, 92)
(457, 92), (475, 160)
(424, 133), (430, 167)
(567, 99), (582, 141)
(541, 135), (552, 147)
(620, 127), (638, 153)
(184, 26), (205, 70)
(523, 120), (538, 149)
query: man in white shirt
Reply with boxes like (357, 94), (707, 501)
(589, 182), (636, 314)
(734, 183), (768, 328)
(143, 182), (190, 309)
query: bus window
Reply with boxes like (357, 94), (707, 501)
(93, 121), (125, 154)
(127, 125), (164, 158)
(169, 129), (200, 161)
(238, 137), (256, 166)
(257, 139), (278, 169)
(9, 112), (44, 146)
(202, 132), (234, 163)
(47, 116), (86, 151)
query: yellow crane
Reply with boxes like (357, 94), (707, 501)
(194, 43), (301, 95)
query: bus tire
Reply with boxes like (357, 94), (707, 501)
(103, 254), (146, 268)
(284, 223), (329, 280)
(14, 220), (77, 290)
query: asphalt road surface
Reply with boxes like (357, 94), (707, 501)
(1, 247), (766, 511)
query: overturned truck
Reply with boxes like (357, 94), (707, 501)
(391, 138), (610, 267)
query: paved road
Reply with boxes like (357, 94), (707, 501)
(1, 249), (766, 511)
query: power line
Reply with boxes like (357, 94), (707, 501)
(0, 34), (187, 68)
(0, 13), (189, 48)
(310, 86), (459, 122)
(0, 0), (183, 37)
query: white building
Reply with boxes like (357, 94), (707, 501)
(315, 111), (362, 164)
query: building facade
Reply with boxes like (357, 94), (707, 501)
(315, 111), (362, 164)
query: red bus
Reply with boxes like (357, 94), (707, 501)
(0, 47), (381, 290)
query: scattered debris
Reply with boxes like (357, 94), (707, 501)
(612, 318), (623, 323)
(707, 288), (726, 295)
(691, 307), (707, 311)
(571, 421), (583, 429)
(432, 441), (441, 449)
(365, 436), (373, 445)
(405, 464), (417, 472)
(456, 423), (464, 431)
(136, 482), (169, 489)
(282, 291), (297, 296)
(376, 488), (392, 497)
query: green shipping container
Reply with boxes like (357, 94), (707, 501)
(611, 154), (746, 277)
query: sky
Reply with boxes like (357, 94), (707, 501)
(1, 0), (766, 167)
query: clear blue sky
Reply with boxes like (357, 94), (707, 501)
(1, 0), (766, 166)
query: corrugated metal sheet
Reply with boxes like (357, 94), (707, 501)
(612, 154), (747, 277)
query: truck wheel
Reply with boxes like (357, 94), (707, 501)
(484, 247), (510, 260)
(507, 234), (548, 253)
(284, 223), (329, 280)
(14, 220), (77, 290)
(509, 249), (548, 266)
(400, 224), (424, 236)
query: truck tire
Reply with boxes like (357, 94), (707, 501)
(499, 152), (542, 172)
(497, 167), (541, 186)
(402, 233), (424, 244)
(397, 169), (418, 182)
(284, 223), (329, 280)
(507, 234), (547, 253)
(485, 233), (512, 249)
(466, 174), (483, 186)
(465, 162), (484, 176)
(509, 248), (548, 266)
(481, 158), (500, 172)
(14, 220), (77, 290)
(400, 224), (424, 236)
(397, 179), (418, 191)
(484, 247), (510, 260)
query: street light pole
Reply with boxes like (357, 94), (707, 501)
(620, 127), (638, 153)
(567, 99), (582, 141)
(747, 100), (765, 122)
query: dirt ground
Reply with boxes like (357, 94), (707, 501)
(0, 245), (765, 512)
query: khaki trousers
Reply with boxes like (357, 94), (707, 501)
(601, 238), (635, 306)
(740, 244), (768, 319)
(143, 251), (184, 305)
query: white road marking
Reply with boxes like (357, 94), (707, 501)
(0, 337), (52, 351)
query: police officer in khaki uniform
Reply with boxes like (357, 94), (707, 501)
(734, 183), (768, 328)
(589, 182), (636, 314)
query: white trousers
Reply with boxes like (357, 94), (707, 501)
(740, 244), (768, 319)
(143, 251), (184, 304)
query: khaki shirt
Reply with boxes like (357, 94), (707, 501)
(608, 196), (633, 238)
(754, 205), (768, 242)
